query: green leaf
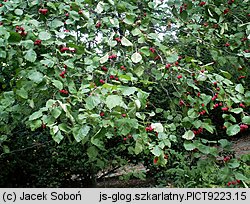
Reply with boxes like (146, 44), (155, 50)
(95, 1), (104, 13)
(3, 145), (10, 154)
(16, 88), (28, 99)
(151, 123), (164, 132)
(52, 130), (64, 144)
(180, 10), (188, 20)
(106, 95), (123, 109)
(38, 31), (51, 40)
(151, 146), (161, 157)
(24, 49), (37, 62)
(87, 146), (98, 159)
(242, 116), (250, 125)
(85, 96), (101, 110)
(202, 123), (214, 134)
(135, 140), (143, 155)
(230, 108), (243, 114)
(131, 52), (142, 63)
(0, 50), (6, 58)
(50, 19), (64, 28)
(116, 118), (139, 135)
(14, 9), (23, 16)
(29, 111), (43, 121)
(235, 84), (244, 94)
(167, 53), (178, 63)
(121, 37), (133, 46)
(235, 172), (248, 181)
(118, 86), (137, 96)
(182, 130), (195, 140)
(51, 108), (62, 119)
(124, 14), (135, 25)
(134, 66), (144, 77)
(100, 53), (109, 64)
(52, 80), (63, 90)
(184, 141), (196, 151)
(226, 124), (240, 136)
(73, 125), (90, 142)
(28, 71), (43, 83)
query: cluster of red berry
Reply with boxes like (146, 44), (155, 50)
(34, 39), (42, 45)
(15, 26), (27, 37)
(227, 180), (240, 187)
(193, 127), (203, 135)
(39, 8), (48, 15)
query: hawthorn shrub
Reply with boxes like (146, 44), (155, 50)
(0, 0), (249, 187)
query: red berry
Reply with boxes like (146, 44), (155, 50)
(225, 42), (230, 47)
(224, 8), (230, 14)
(95, 21), (101, 28)
(177, 75), (182, 79)
(123, 137), (127, 141)
(165, 64), (171, 69)
(78, 10), (83, 14)
(227, 181), (232, 186)
(65, 13), (69, 17)
(120, 65), (126, 71)
(109, 75), (115, 79)
(199, 1), (206, 6)
(149, 47), (155, 53)
(175, 61), (179, 66)
(39, 8), (48, 15)
(101, 66), (108, 71)
(179, 100), (185, 106)
(41, 123), (46, 129)
(153, 157), (158, 164)
(239, 103), (245, 108)
(115, 37), (121, 42)
(34, 39), (42, 45)
(99, 79), (105, 84)
(222, 107), (229, 111)
(100, 112), (105, 117)
(60, 47), (69, 52)
(122, 113), (126, 117)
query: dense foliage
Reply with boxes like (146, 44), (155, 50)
(0, 0), (249, 187)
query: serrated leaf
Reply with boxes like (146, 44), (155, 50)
(230, 108), (243, 114)
(118, 86), (137, 96)
(52, 80), (63, 90)
(85, 96), (101, 110)
(14, 9), (23, 16)
(151, 123), (164, 133)
(131, 52), (142, 63)
(38, 31), (51, 40)
(235, 84), (244, 94)
(24, 49), (37, 62)
(28, 71), (43, 83)
(167, 53), (178, 63)
(87, 146), (98, 158)
(184, 141), (196, 151)
(135, 141), (143, 155)
(182, 130), (195, 140)
(100, 53), (109, 64)
(51, 19), (64, 28)
(242, 116), (250, 125)
(121, 37), (133, 46)
(51, 108), (62, 119)
(151, 146), (161, 156)
(203, 123), (214, 134)
(226, 124), (240, 136)
(52, 130), (64, 144)
(16, 88), (28, 99)
(106, 95), (123, 109)
(29, 111), (43, 121)
(95, 1), (104, 13)
(73, 125), (90, 142)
